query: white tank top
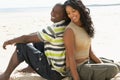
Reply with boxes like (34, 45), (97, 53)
(66, 22), (91, 59)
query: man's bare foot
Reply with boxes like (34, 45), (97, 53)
(0, 73), (11, 80)
(16, 66), (35, 73)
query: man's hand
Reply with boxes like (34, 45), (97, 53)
(3, 40), (14, 49)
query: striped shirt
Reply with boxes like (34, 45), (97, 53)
(37, 20), (66, 75)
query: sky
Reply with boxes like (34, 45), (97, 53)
(0, 0), (120, 8)
(0, 0), (65, 8)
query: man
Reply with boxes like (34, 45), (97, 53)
(0, 3), (70, 80)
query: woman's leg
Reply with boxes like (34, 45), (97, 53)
(0, 49), (21, 80)
(77, 63), (119, 80)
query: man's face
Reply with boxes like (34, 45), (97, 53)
(51, 5), (65, 23)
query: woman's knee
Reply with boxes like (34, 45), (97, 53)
(106, 63), (119, 79)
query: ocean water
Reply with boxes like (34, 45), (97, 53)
(0, 7), (51, 13)
(0, 1), (120, 12)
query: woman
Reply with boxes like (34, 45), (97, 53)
(63, 0), (119, 80)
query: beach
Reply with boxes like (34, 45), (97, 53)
(0, 2), (120, 75)
(0, 8), (52, 71)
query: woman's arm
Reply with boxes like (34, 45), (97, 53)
(64, 28), (80, 80)
(89, 45), (103, 63)
(3, 32), (40, 49)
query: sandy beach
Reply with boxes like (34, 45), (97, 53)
(0, 3), (120, 77)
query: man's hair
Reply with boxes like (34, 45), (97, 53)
(55, 3), (70, 25)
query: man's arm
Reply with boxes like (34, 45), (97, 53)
(3, 32), (40, 49)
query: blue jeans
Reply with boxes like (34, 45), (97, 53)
(16, 43), (64, 80)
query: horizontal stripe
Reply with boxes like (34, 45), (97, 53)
(45, 51), (65, 58)
(40, 32), (55, 42)
(51, 61), (65, 68)
(56, 32), (64, 36)
(47, 40), (64, 45)
(50, 60), (65, 67)
(48, 57), (65, 62)
(56, 22), (67, 27)
(54, 63), (65, 67)
(47, 56), (65, 60)
(45, 55), (65, 60)
(37, 20), (66, 74)
(54, 27), (65, 33)
(47, 27), (65, 38)
(42, 29), (54, 37)
(40, 33), (64, 44)
(51, 65), (65, 74)
(45, 43), (64, 47)
(52, 67), (65, 74)
(45, 42), (64, 47)
(45, 47), (65, 51)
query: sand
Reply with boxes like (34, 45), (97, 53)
(0, 11), (52, 79)
(0, 11), (52, 70)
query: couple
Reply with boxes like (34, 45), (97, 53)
(0, 0), (119, 80)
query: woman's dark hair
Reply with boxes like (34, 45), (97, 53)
(64, 0), (94, 37)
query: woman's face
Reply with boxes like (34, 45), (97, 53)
(66, 5), (80, 25)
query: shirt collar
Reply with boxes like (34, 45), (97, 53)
(53, 20), (65, 26)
